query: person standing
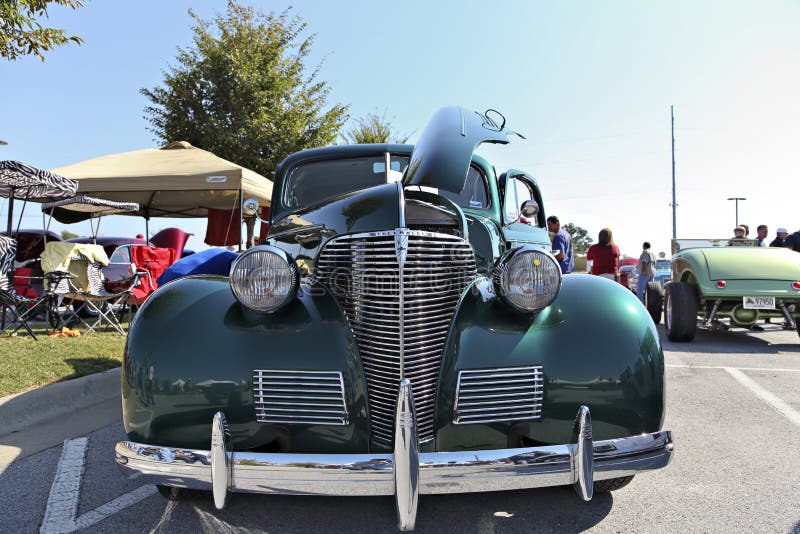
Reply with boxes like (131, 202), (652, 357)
(635, 242), (656, 303)
(586, 228), (620, 280)
(770, 227), (788, 247)
(547, 215), (574, 274)
(784, 227), (800, 252)
(756, 225), (768, 247)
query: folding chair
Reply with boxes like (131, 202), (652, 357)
(127, 246), (176, 308)
(0, 235), (52, 340)
(48, 254), (145, 336)
(41, 241), (142, 336)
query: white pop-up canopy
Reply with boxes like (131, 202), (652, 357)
(51, 141), (273, 219)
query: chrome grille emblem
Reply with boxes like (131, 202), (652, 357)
(316, 228), (477, 444)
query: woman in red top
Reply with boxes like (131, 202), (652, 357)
(586, 228), (620, 280)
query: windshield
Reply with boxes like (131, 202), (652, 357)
(284, 155), (490, 211)
(284, 155), (409, 208)
(655, 259), (670, 271)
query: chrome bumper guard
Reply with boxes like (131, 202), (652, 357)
(116, 380), (673, 531)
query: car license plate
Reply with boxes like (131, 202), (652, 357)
(743, 296), (775, 309)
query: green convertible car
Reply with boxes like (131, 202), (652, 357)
(115, 107), (673, 530)
(647, 238), (800, 342)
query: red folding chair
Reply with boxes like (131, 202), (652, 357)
(128, 246), (176, 307)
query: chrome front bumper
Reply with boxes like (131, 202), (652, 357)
(116, 380), (673, 531)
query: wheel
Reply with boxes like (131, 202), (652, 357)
(645, 281), (664, 324)
(593, 475), (635, 493)
(664, 282), (697, 342)
(156, 485), (187, 501)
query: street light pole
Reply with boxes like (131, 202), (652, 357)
(727, 197), (746, 228)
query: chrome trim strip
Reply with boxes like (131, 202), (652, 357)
(394, 379), (419, 531)
(573, 406), (593, 501)
(211, 412), (230, 509)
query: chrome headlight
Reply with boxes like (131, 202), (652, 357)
(230, 246), (299, 312)
(494, 247), (562, 312)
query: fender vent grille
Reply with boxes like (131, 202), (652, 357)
(454, 366), (544, 424)
(253, 370), (349, 425)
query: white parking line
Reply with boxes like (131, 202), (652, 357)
(666, 364), (800, 373)
(40, 438), (157, 534)
(724, 367), (800, 429)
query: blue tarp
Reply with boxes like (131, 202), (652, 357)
(157, 248), (237, 285)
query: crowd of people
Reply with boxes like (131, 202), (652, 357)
(546, 217), (800, 305)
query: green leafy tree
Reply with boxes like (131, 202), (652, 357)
(342, 110), (409, 144)
(60, 229), (78, 239)
(564, 222), (592, 254)
(141, 2), (348, 178)
(0, 1), (85, 61)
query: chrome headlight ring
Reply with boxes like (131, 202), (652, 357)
(230, 245), (300, 313)
(493, 246), (562, 313)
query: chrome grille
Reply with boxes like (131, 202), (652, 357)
(454, 366), (544, 424)
(253, 370), (349, 425)
(316, 229), (477, 444)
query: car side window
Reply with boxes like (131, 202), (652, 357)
(504, 177), (534, 224)
(109, 245), (131, 264)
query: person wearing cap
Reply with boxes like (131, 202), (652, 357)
(770, 228), (788, 247)
(546, 215), (574, 274)
(784, 228), (800, 253)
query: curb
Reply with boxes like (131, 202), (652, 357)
(0, 367), (121, 436)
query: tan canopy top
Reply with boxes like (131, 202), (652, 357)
(51, 141), (273, 218)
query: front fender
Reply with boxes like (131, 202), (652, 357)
(435, 274), (665, 450)
(122, 276), (369, 452)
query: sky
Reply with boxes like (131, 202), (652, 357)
(1, 0), (799, 259)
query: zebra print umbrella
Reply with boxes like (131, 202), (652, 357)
(0, 160), (79, 233)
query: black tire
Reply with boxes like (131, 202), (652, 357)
(593, 475), (635, 493)
(645, 281), (664, 324)
(664, 282), (698, 342)
(156, 485), (187, 501)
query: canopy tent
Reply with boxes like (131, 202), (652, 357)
(51, 141), (273, 244)
(0, 160), (79, 234)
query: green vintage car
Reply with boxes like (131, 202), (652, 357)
(115, 107), (673, 530)
(652, 238), (800, 342)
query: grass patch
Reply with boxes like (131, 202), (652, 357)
(0, 324), (126, 397)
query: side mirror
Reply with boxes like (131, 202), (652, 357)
(520, 199), (539, 219)
(242, 197), (269, 224)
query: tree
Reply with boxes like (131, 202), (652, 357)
(0, 1), (85, 61)
(342, 110), (409, 144)
(60, 229), (78, 239)
(141, 2), (348, 179)
(564, 223), (592, 254)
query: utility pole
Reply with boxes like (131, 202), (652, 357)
(671, 106), (676, 239)
(727, 197), (746, 227)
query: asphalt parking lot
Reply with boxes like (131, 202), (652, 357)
(1, 325), (799, 533)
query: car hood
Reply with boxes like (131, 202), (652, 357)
(698, 247), (800, 280)
(402, 107), (513, 194)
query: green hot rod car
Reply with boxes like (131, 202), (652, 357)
(649, 238), (800, 342)
(116, 107), (673, 530)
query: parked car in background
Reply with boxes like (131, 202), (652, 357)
(618, 257), (638, 289)
(66, 235), (150, 259)
(654, 238), (800, 342)
(619, 264), (636, 290)
(116, 107), (673, 529)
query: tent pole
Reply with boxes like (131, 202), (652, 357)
(145, 217), (150, 242)
(6, 193), (13, 234)
(238, 188), (243, 252)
